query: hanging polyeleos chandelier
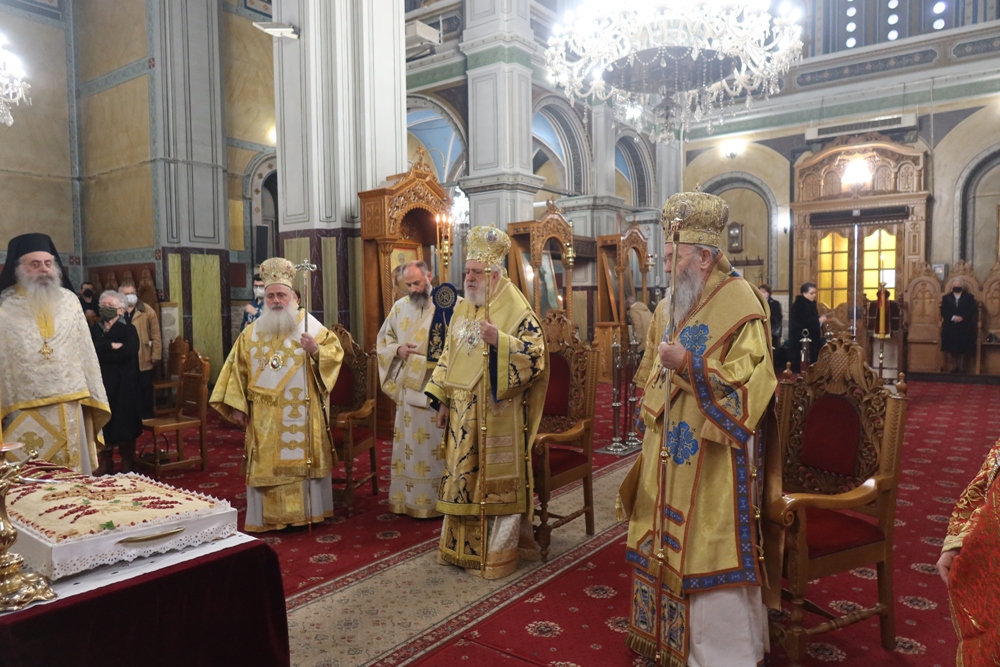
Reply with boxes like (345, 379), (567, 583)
(0, 33), (30, 127)
(545, 0), (803, 142)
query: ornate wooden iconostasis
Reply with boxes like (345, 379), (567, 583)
(595, 222), (649, 383)
(791, 133), (930, 363)
(359, 154), (452, 436)
(507, 202), (576, 324)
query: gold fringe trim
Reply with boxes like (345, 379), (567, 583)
(615, 496), (625, 522)
(247, 388), (279, 407)
(482, 477), (521, 495)
(439, 549), (482, 570)
(625, 632), (685, 667)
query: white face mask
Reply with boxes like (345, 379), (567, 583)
(254, 286), (265, 299)
(124, 294), (138, 306)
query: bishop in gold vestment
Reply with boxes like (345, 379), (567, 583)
(0, 233), (110, 474)
(211, 258), (344, 532)
(376, 261), (456, 518)
(619, 194), (777, 666)
(425, 226), (549, 580)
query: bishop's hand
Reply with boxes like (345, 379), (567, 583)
(657, 341), (686, 370)
(300, 333), (319, 355)
(481, 319), (498, 347)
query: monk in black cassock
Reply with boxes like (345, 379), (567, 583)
(941, 278), (978, 373)
(91, 290), (143, 474)
(788, 281), (827, 371)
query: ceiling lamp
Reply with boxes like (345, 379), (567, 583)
(545, 1), (803, 142)
(0, 34), (29, 127)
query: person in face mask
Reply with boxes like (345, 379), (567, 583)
(119, 281), (162, 419)
(941, 278), (978, 373)
(241, 273), (265, 332)
(79, 281), (99, 325)
(90, 290), (142, 475)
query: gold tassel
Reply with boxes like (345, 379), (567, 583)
(247, 388), (279, 407)
(482, 478), (521, 495)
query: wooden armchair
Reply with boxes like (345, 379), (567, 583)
(139, 349), (209, 478)
(762, 337), (908, 666)
(153, 336), (190, 416)
(531, 312), (599, 562)
(328, 324), (378, 516)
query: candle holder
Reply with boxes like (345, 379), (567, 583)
(435, 213), (453, 281)
(0, 443), (57, 612)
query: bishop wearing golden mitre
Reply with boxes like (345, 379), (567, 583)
(425, 226), (549, 579)
(211, 257), (344, 532)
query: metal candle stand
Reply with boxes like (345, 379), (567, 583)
(600, 330), (643, 456)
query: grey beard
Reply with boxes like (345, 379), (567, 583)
(254, 305), (298, 341)
(15, 266), (62, 317)
(409, 290), (430, 309)
(669, 262), (706, 327)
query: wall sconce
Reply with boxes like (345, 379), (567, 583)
(720, 139), (747, 160)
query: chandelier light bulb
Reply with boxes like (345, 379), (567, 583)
(545, 1), (803, 143)
(0, 33), (30, 127)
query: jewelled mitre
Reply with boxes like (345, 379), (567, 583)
(259, 257), (295, 288)
(661, 192), (729, 248)
(465, 225), (511, 267)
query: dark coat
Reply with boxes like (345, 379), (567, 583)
(766, 296), (782, 343)
(91, 319), (143, 443)
(941, 291), (978, 354)
(788, 295), (824, 366)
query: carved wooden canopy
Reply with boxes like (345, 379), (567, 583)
(359, 152), (451, 243)
(508, 201), (575, 321)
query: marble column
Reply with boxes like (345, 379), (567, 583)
(271, 0), (407, 333)
(458, 0), (543, 228)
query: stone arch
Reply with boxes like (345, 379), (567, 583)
(956, 142), (1000, 272)
(532, 94), (591, 195)
(700, 171), (781, 286)
(243, 150), (278, 274)
(406, 94), (468, 183)
(614, 127), (656, 208)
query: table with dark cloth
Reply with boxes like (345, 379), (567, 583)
(0, 538), (289, 667)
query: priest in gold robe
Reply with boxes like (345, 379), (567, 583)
(376, 260), (457, 518)
(211, 257), (344, 532)
(425, 226), (549, 580)
(0, 233), (110, 474)
(618, 193), (777, 667)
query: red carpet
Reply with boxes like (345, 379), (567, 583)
(140, 384), (627, 596)
(392, 380), (999, 666)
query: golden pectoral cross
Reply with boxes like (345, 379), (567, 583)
(40, 342), (54, 360)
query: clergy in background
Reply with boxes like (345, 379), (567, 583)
(376, 260), (457, 518)
(425, 226), (549, 580)
(618, 193), (777, 666)
(0, 233), (110, 474)
(211, 256), (344, 532)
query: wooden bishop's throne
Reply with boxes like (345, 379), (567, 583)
(762, 337), (908, 666)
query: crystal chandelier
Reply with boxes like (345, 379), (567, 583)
(545, 1), (802, 142)
(0, 34), (30, 127)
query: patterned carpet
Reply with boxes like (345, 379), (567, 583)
(151, 379), (992, 665)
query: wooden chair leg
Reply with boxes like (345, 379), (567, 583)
(877, 556), (896, 649)
(583, 473), (595, 535)
(175, 427), (185, 461)
(344, 451), (355, 517)
(199, 424), (208, 471)
(536, 484), (552, 562)
(369, 446), (378, 495)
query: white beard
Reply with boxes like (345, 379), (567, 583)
(669, 261), (707, 326)
(15, 265), (63, 317)
(254, 304), (299, 341)
(464, 281), (484, 308)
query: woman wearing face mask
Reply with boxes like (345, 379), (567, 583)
(241, 273), (265, 332)
(119, 281), (162, 419)
(941, 278), (978, 373)
(90, 290), (143, 475)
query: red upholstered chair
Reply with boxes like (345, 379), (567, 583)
(139, 348), (209, 478)
(762, 337), (909, 666)
(328, 324), (378, 516)
(532, 312), (599, 562)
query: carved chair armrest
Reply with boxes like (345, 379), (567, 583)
(766, 478), (878, 527)
(532, 419), (590, 455)
(333, 399), (375, 428)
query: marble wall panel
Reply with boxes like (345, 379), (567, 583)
(284, 236), (310, 296)
(0, 14), (70, 177)
(83, 164), (154, 253)
(80, 76), (150, 176)
(75, 0), (147, 83)
(191, 253), (223, 383)
(321, 236), (338, 328)
(0, 174), (73, 250)
(167, 253), (183, 317)
(222, 11), (275, 146)
(228, 199), (245, 251)
(933, 97), (1000, 268)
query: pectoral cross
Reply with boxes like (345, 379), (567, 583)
(39, 342), (53, 360)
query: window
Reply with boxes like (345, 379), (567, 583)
(862, 229), (896, 301)
(818, 232), (850, 308)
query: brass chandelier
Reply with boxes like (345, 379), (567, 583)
(545, 1), (803, 142)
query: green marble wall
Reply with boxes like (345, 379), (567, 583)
(191, 254), (223, 383)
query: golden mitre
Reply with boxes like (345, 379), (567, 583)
(259, 257), (295, 288)
(661, 192), (729, 248)
(465, 225), (511, 267)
